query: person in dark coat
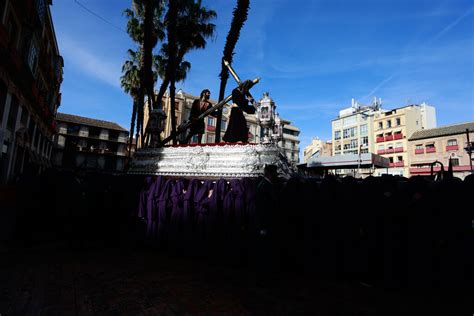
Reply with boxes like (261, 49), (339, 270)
(184, 89), (213, 144)
(254, 164), (279, 284)
(223, 80), (256, 143)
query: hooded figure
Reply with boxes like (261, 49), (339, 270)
(223, 80), (256, 143)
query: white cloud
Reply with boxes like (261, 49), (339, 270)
(60, 36), (122, 89)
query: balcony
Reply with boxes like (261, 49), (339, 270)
(394, 133), (403, 140)
(394, 147), (404, 153)
(394, 161), (404, 167)
(377, 149), (385, 155)
(206, 125), (215, 131)
(446, 145), (458, 151)
(384, 135), (393, 141)
(425, 147), (436, 153)
(385, 148), (394, 154)
(415, 149), (424, 154)
(376, 136), (384, 143)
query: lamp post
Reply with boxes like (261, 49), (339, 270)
(256, 92), (276, 143)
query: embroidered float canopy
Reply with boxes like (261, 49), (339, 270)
(128, 143), (291, 178)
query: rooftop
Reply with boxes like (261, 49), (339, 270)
(55, 113), (128, 132)
(409, 122), (474, 141)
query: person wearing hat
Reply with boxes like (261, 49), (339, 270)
(184, 89), (214, 144)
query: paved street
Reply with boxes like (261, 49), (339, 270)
(0, 243), (470, 315)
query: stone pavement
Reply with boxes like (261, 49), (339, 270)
(0, 244), (470, 315)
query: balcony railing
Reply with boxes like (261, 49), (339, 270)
(376, 136), (384, 143)
(384, 135), (393, 141)
(206, 125), (216, 131)
(377, 149), (385, 154)
(426, 147), (436, 153)
(394, 161), (404, 167)
(394, 147), (403, 153)
(415, 149), (424, 154)
(393, 133), (403, 140)
(446, 145), (458, 151)
(385, 148), (394, 154)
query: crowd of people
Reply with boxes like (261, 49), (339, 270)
(4, 168), (473, 289)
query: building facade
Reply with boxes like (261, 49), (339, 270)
(143, 90), (301, 164)
(331, 98), (382, 157)
(0, 0), (63, 183)
(53, 113), (129, 173)
(408, 122), (473, 179)
(373, 103), (436, 177)
(303, 138), (332, 163)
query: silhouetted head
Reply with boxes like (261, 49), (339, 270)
(200, 89), (211, 100)
(263, 164), (278, 183)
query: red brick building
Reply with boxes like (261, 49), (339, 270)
(0, 0), (63, 183)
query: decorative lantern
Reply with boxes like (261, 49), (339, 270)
(147, 108), (167, 147)
(271, 112), (283, 142)
(257, 92), (276, 143)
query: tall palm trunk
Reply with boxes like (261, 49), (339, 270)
(167, 0), (178, 145)
(215, 0), (250, 143)
(128, 97), (138, 156)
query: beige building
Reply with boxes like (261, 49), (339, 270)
(373, 103), (436, 177)
(143, 90), (301, 164)
(408, 122), (474, 179)
(331, 98), (383, 157)
(303, 138), (332, 163)
(53, 113), (129, 173)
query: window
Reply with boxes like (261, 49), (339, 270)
(0, 79), (7, 123)
(378, 144), (384, 150)
(360, 124), (368, 136)
(362, 136), (368, 146)
(378, 122), (383, 130)
(447, 139), (457, 146)
(221, 120), (227, 131)
(6, 95), (18, 131)
(109, 130), (119, 141)
(343, 127), (357, 139)
(415, 144), (423, 150)
(389, 157), (394, 163)
(425, 143), (435, 149)
(36, 0), (46, 24)
(6, 11), (20, 48)
(206, 134), (215, 143)
(67, 124), (80, 135)
(334, 130), (341, 140)
(386, 120), (392, 128)
(451, 158), (459, 166)
(20, 107), (28, 126)
(342, 116), (356, 126)
(89, 126), (101, 138)
(207, 117), (215, 126)
(396, 118), (401, 126)
(27, 39), (40, 75)
(395, 142), (403, 148)
(397, 156), (403, 162)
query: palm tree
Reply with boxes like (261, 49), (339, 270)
(124, 0), (165, 145)
(215, 0), (250, 143)
(155, 0), (216, 145)
(120, 49), (141, 154)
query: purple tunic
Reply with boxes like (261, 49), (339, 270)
(169, 178), (186, 248)
(146, 176), (164, 239)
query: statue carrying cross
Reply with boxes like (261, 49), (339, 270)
(158, 62), (260, 147)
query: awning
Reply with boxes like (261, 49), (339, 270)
(305, 153), (390, 170)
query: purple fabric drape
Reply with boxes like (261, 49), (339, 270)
(146, 176), (164, 239)
(194, 180), (213, 252)
(138, 177), (153, 218)
(156, 178), (173, 246)
(169, 178), (186, 249)
(183, 179), (199, 250)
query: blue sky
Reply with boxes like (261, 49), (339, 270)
(51, 0), (474, 151)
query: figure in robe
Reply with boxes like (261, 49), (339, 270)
(184, 89), (214, 144)
(223, 80), (256, 143)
